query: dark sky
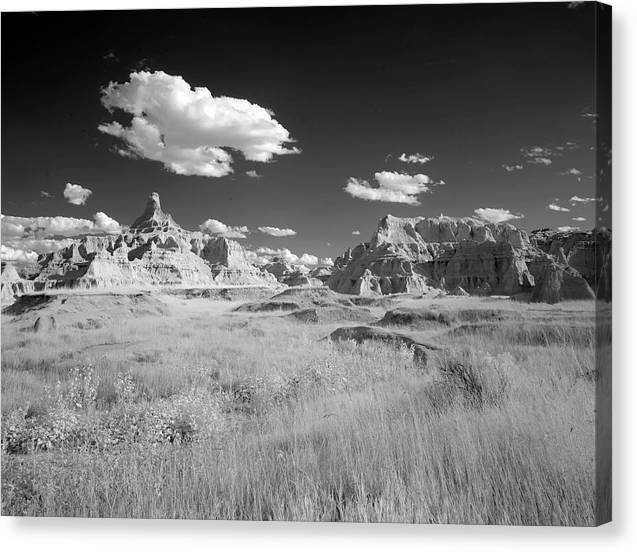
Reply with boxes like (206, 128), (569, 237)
(1, 2), (607, 261)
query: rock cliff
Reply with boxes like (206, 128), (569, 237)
(1, 193), (276, 304)
(328, 214), (604, 302)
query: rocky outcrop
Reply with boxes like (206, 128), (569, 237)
(329, 214), (600, 303)
(1, 262), (35, 305)
(3, 193), (277, 300)
(262, 258), (322, 287)
(531, 227), (612, 301)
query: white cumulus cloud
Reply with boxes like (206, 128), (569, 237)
(473, 208), (524, 224)
(298, 253), (318, 265)
(572, 217), (586, 222)
(398, 152), (433, 164)
(199, 219), (249, 239)
(1, 245), (38, 264)
(569, 195), (602, 205)
(1, 213), (121, 238)
(258, 226), (297, 237)
(352, 230), (361, 235)
(344, 171), (433, 205)
(560, 168), (582, 177)
(245, 170), (262, 178)
(99, 70), (300, 178)
(557, 226), (580, 232)
(63, 183), (93, 205)
(255, 247), (323, 266)
(547, 203), (570, 212)
(502, 164), (523, 172)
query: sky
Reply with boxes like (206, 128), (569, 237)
(1, 2), (611, 265)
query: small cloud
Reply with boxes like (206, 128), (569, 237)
(528, 157), (552, 166)
(557, 226), (580, 232)
(352, 230), (361, 235)
(258, 226), (297, 237)
(245, 170), (262, 178)
(572, 217), (586, 222)
(255, 246), (320, 266)
(103, 51), (118, 61)
(569, 195), (602, 205)
(560, 168), (582, 177)
(344, 171), (434, 205)
(63, 182), (93, 206)
(473, 207), (524, 224)
(40, 191), (54, 198)
(298, 253), (318, 265)
(555, 141), (579, 151)
(547, 203), (570, 212)
(398, 152), (434, 164)
(199, 218), (249, 239)
(502, 164), (523, 172)
(521, 146), (555, 166)
(319, 257), (334, 267)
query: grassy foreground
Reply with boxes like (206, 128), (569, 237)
(1, 293), (605, 524)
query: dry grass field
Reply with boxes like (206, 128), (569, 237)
(0, 289), (609, 524)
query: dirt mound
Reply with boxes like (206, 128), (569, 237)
(455, 309), (521, 323)
(235, 301), (301, 313)
(169, 287), (276, 302)
(375, 307), (453, 327)
(286, 305), (375, 324)
(326, 325), (441, 366)
(287, 309), (320, 323)
(3, 294), (56, 315)
(271, 287), (354, 307)
(348, 295), (397, 308)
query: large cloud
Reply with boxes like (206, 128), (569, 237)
(0, 245), (38, 264)
(199, 219), (249, 239)
(473, 208), (524, 224)
(344, 171), (433, 205)
(1, 213), (121, 238)
(63, 183), (93, 205)
(99, 70), (300, 177)
(258, 226), (297, 237)
(1, 213), (120, 261)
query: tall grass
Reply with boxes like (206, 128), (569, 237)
(1, 296), (599, 524)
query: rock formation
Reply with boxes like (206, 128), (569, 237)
(328, 214), (604, 303)
(1, 193), (277, 305)
(262, 258), (323, 287)
(530, 227), (612, 302)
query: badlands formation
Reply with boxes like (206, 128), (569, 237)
(327, 215), (611, 303)
(1, 194), (611, 305)
(2, 193), (277, 304)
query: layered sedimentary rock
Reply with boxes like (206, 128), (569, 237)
(530, 227), (612, 301)
(329, 214), (602, 302)
(1, 262), (35, 304)
(2, 193), (276, 304)
(262, 258), (323, 287)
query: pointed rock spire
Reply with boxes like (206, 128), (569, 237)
(130, 192), (181, 231)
